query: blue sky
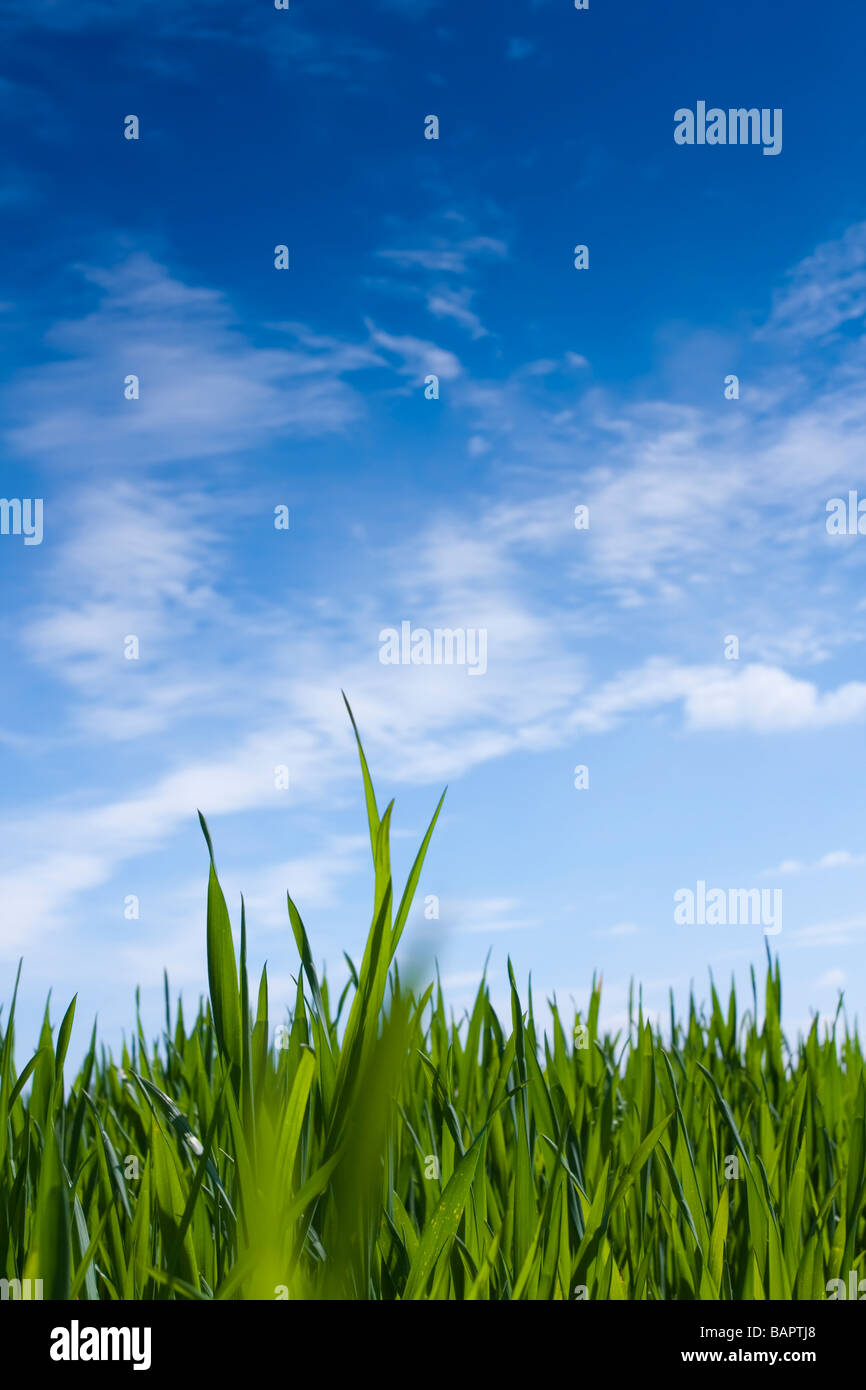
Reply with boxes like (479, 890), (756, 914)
(2, 0), (866, 1064)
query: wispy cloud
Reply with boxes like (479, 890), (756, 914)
(763, 850), (866, 877)
(6, 253), (377, 468)
(761, 221), (866, 342)
(426, 286), (487, 338)
(364, 319), (461, 382)
(433, 898), (537, 935)
(795, 916), (866, 948)
(567, 661), (866, 735)
(596, 922), (639, 938)
(378, 236), (508, 276)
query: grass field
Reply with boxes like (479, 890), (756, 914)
(1, 700), (863, 1300)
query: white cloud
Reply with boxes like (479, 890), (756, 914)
(6, 254), (377, 468)
(0, 721), (348, 954)
(568, 660), (866, 735)
(597, 922), (639, 938)
(817, 968), (846, 989)
(761, 221), (866, 341)
(763, 850), (866, 876)
(364, 319), (461, 381)
(211, 835), (370, 930)
(795, 915), (866, 947)
(819, 850), (866, 869)
(426, 286), (487, 338)
(683, 664), (866, 732)
(434, 898), (537, 935)
(378, 237), (507, 276)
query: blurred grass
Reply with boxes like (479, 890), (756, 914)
(1, 696), (864, 1300)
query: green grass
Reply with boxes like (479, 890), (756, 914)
(1, 698), (864, 1300)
